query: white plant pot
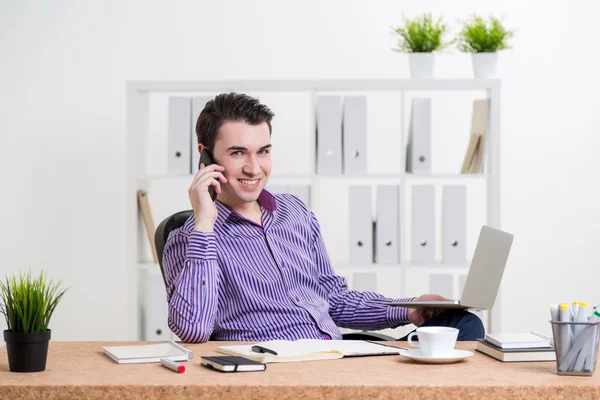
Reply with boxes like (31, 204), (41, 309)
(408, 53), (435, 79)
(471, 53), (498, 78)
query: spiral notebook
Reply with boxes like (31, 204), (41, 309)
(102, 341), (194, 364)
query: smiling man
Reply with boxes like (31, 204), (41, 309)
(162, 92), (484, 343)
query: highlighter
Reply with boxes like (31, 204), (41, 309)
(161, 357), (186, 373)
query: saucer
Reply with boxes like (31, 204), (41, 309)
(398, 349), (474, 364)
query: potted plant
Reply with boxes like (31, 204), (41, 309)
(392, 13), (452, 78)
(456, 15), (515, 78)
(0, 270), (68, 372)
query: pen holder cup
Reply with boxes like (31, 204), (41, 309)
(551, 320), (600, 376)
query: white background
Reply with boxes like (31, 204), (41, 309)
(1, 0), (599, 339)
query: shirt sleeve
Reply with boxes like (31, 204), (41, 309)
(163, 229), (220, 343)
(308, 211), (415, 330)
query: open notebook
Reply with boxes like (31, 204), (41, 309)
(102, 341), (194, 364)
(217, 339), (403, 363)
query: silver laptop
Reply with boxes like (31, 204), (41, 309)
(386, 225), (513, 310)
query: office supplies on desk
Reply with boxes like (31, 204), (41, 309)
(484, 333), (552, 349)
(161, 357), (186, 373)
(387, 225), (513, 310)
(102, 341), (193, 364)
(551, 303), (600, 376)
(201, 356), (266, 372)
(217, 339), (402, 364)
(476, 339), (555, 362)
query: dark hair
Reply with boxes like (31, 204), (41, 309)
(196, 92), (275, 150)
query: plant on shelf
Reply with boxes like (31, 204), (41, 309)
(392, 13), (452, 78)
(0, 270), (69, 372)
(456, 14), (515, 78)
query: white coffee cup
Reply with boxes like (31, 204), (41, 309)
(407, 326), (459, 357)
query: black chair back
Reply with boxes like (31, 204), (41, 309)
(154, 210), (194, 287)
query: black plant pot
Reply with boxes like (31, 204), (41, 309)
(3, 329), (51, 372)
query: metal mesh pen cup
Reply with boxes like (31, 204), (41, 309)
(551, 320), (600, 376)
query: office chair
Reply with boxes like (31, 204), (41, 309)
(155, 210), (396, 341)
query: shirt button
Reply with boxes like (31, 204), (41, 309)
(296, 297), (301, 302)
(200, 244), (207, 249)
(202, 280), (206, 286)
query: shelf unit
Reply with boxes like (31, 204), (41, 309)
(127, 79), (501, 341)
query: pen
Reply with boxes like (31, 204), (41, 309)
(558, 303), (572, 364)
(161, 357), (186, 373)
(572, 302), (588, 371)
(550, 304), (559, 322)
(572, 302), (579, 322)
(251, 345), (278, 355)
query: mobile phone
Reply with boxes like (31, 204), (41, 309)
(199, 149), (218, 202)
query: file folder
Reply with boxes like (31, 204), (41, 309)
(411, 185), (435, 264)
(353, 273), (377, 292)
(191, 96), (212, 173)
(442, 185), (467, 265)
(288, 185), (311, 206)
(375, 185), (399, 263)
(317, 96), (343, 174)
(405, 98), (432, 174)
(139, 268), (170, 341)
(349, 185), (373, 264)
(343, 96), (367, 174)
(168, 97), (192, 175)
(429, 274), (454, 299)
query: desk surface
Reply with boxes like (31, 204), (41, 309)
(0, 341), (598, 400)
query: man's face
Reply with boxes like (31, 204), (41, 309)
(211, 121), (272, 207)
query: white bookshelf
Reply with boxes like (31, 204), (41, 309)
(126, 79), (501, 341)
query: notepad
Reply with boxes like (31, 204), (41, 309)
(201, 356), (266, 372)
(484, 333), (552, 349)
(217, 339), (402, 364)
(102, 341), (194, 364)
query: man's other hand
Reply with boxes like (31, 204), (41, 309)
(407, 294), (450, 326)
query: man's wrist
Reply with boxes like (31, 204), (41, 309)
(194, 220), (214, 232)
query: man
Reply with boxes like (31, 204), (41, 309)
(163, 92), (483, 343)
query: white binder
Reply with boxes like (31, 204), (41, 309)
(375, 185), (399, 263)
(139, 267), (170, 341)
(353, 273), (377, 292)
(317, 96), (343, 174)
(288, 185), (311, 206)
(429, 274), (454, 299)
(411, 185), (435, 264)
(343, 96), (367, 174)
(442, 185), (467, 265)
(405, 98), (432, 174)
(168, 97), (192, 175)
(191, 96), (212, 173)
(349, 186), (373, 264)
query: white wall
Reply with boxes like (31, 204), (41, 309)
(1, 0), (599, 339)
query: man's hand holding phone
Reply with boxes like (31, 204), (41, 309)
(188, 163), (227, 232)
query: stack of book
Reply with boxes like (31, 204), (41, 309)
(476, 333), (556, 362)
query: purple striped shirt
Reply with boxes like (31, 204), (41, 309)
(163, 190), (413, 343)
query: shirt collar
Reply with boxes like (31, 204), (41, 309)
(214, 189), (277, 230)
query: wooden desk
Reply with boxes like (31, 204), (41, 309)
(0, 341), (598, 399)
